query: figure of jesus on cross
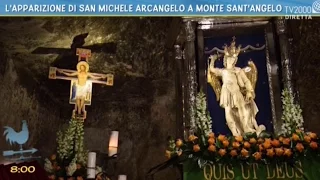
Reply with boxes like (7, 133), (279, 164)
(49, 48), (114, 120)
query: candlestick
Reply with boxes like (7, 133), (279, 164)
(87, 152), (96, 179)
(118, 175), (127, 180)
(108, 131), (119, 156)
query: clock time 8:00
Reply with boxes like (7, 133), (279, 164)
(10, 166), (35, 173)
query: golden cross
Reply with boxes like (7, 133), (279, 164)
(232, 36), (236, 42)
(48, 48), (114, 120)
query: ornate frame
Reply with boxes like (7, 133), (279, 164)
(174, 18), (295, 136)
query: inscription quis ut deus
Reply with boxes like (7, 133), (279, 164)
(203, 162), (303, 180)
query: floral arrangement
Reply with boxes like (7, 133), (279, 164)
(44, 154), (81, 177)
(44, 118), (88, 177)
(166, 90), (319, 167)
(56, 118), (88, 165)
(281, 88), (304, 135)
(44, 153), (102, 177)
(166, 131), (319, 167)
(194, 91), (212, 138)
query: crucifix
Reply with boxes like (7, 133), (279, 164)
(48, 48), (114, 120)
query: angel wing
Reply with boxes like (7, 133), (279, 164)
(207, 56), (222, 101)
(242, 60), (258, 90)
(207, 70), (221, 101)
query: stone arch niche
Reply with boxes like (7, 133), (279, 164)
(174, 17), (297, 138)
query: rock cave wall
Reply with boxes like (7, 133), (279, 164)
(0, 17), (179, 180)
(289, 18), (320, 133)
(0, 50), (64, 161)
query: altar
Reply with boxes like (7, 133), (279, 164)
(167, 17), (320, 180)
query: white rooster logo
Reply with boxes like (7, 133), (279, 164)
(3, 120), (29, 150)
(3, 120), (38, 159)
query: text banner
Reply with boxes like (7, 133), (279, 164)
(184, 158), (320, 180)
(0, 0), (319, 16)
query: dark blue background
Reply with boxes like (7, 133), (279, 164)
(204, 33), (273, 135)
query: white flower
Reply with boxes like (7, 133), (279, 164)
(67, 158), (77, 176)
(44, 158), (53, 173)
(194, 92), (212, 135)
(280, 89), (304, 135)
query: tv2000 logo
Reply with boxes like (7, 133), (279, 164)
(283, 0), (320, 19)
(312, 0), (320, 13)
(285, 0), (320, 13)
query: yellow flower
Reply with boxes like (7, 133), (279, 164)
(304, 136), (311, 143)
(249, 138), (257, 144)
(253, 152), (262, 160)
(218, 149), (226, 156)
(265, 138), (272, 144)
(283, 138), (291, 145)
(266, 148), (275, 157)
(296, 143), (304, 152)
(258, 144), (264, 152)
(235, 136), (243, 142)
(258, 138), (264, 143)
(208, 137), (215, 145)
(208, 145), (216, 152)
(271, 139), (280, 147)
(263, 141), (272, 149)
(310, 142), (318, 150)
(208, 132), (215, 138)
(275, 148), (284, 156)
(193, 144), (201, 152)
(188, 135), (198, 142)
(232, 142), (240, 149)
(278, 136), (284, 142)
(241, 148), (249, 157)
(309, 132), (317, 139)
(222, 140), (230, 147)
(243, 141), (251, 149)
(292, 134), (300, 141)
(176, 139), (183, 147)
(218, 135), (226, 141)
(284, 148), (292, 157)
(230, 150), (237, 157)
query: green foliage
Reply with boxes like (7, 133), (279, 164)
(281, 88), (304, 135)
(56, 118), (88, 166)
(194, 91), (212, 144)
(167, 137), (176, 151)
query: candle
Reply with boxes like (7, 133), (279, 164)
(87, 152), (96, 178)
(118, 175), (127, 180)
(108, 131), (119, 156)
